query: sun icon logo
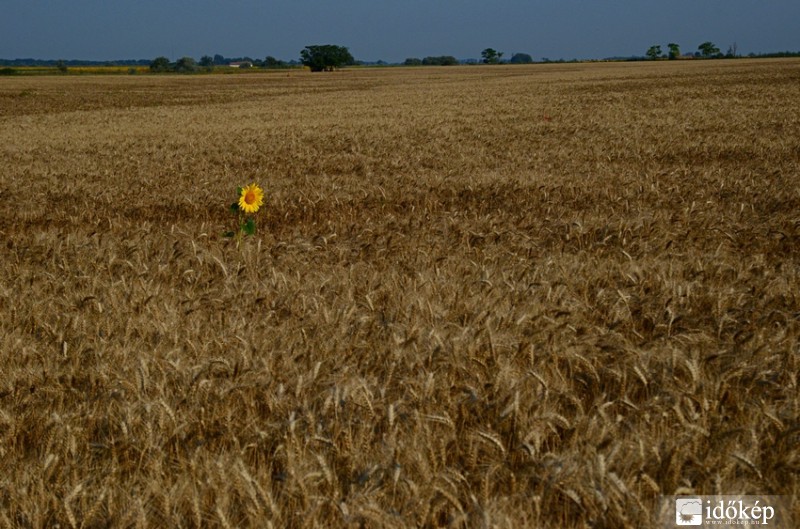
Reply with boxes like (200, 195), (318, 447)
(675, 498), (703, 525)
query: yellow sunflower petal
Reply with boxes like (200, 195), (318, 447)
(238, 184), (264, 214)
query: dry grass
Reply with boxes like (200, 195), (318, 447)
(1, 59), (799, 528)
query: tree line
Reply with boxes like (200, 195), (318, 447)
(645, 41), (745, 60)
(4, 41), (799, 76)
(148, 45), (541, 73)
(148, 46), (357, 73)
(402, 50), (533, 66)
(148, 55), (294, 73)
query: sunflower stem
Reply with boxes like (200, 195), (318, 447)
(236, 211), (244, 249)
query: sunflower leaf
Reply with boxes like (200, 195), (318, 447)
(243, 218), (256, 236)
(236, 187), (243, 196)
(223, 231), (236, 238)
(230, 202), (240, 214)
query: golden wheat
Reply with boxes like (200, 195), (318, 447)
(0, 59), (799, 527)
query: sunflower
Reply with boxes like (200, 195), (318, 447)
(238, 184), (264, 214)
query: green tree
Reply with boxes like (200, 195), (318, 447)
(667, 43), (680, 60)
(149, 56), (171, 72)
(300, 45), (354, 72)
(509, 53), (533, 64)
(199, 55), (214, 71)
(421, 56), (458, 66)
(55, 59), (68, 73)
(481, 48), (504, 64)
(175, 57), (197, 73)
(404, 58), (422, 66)
(698, 41), (721, 58)
(264, 56), (287, 68)
(646, 45), (662, 60)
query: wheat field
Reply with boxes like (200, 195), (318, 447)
(1, 59), (799, 528)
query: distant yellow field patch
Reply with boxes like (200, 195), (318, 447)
(8, 65), (149, 75)
(67, 65), (149, 74)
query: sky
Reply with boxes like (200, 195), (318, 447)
(2, 1), (799, 63)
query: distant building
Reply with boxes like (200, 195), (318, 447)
(229, 61), (252, 68)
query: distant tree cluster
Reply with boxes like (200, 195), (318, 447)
(264, 56), (290, 68)
(423, 56), (457, 66)
(645, 41), (729, 60)
(698, 41), (722, 58)
(0, 58), (150, 67)
(645, 45), (663, 60)
(481, 48), (535, 64)
(149, 53), (296, 73)
(481, 48), (503, 64)
(150, 56), (209, 73)
(509, 53), (534, 64)
(404, 50), (534, 66)
(745, 50), (800, 58)
(300, 45), (355, 71)
(402, 56), (459, 66)
(149, 56), (172, 72)
(646, 43), (681, 60)
(424, 55), (459, 66)
(22, 38), (800, 77)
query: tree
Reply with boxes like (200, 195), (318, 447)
(421, 56), (458, 66)
(404, 58), (422, 66)
(509, 53), (534, 64)
(199, 55), (214, 71)
(55, 59), (68, 73)
(264, 56), (287, 68)
(646, 45), (662, 60)
(481, 48), (504, 64)
(667, 43), (680, 60)
(174, 56), (198, 73)
(149, 56), (171, 72)
(300, 45), (354, 72)
(698, 41), (721, 58)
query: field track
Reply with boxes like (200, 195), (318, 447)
(1, 60), (799, 527)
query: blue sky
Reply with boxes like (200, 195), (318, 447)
(2, 1), (799, 62)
